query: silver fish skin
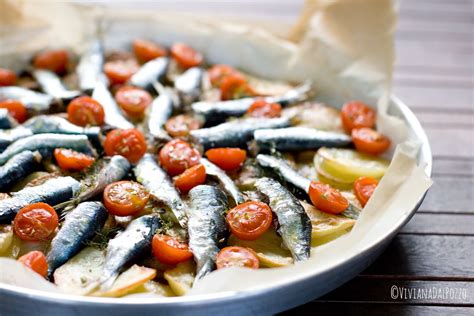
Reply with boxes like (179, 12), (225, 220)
(100, 215), (160, 287)
(174, 67), (204, 104)
(92, 82), (133, 129)
(0, 108), (17, 129)
(188, 185), (229, 280)
(47, 201), (108, 275)
(0, 150), (42, 191)
(146, 92), (173, 141)
(254, 127), (352, 152)
(32, 69), (81, 102)
(77, 40), (107, 93)
(129, 57), (169, 92)
(134, 154), (187, 228)
(0, 133), (95, 165)
(0, 86), (54, 114)
(254, 177), (311, 262)
(0, 126), (33, 152)
(200, 158), (245, 205)
(0, 176), (80, 223)
(190, 117), (290, 150)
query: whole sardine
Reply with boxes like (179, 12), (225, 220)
(174, 67), (204, 105)
(32, 69), (81, 102)
(47, 201), (108, 275)
(92, 82), (133, 129)
(188, 185), (228, 280)
(0, 126), (33, 152)
(0, 108), (16, 129)
(254, 177), (311, 261)
(77, 40), (107, 93)
(200, 158), (244, 205)
(0, 176), (80, 223)
(129, 57), (169, 92)
(134, 154), (187, 228)
(0, 151), (42, 191)
(145, 92), (174, 141)
(0, 86), (54, 114)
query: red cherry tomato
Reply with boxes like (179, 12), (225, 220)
(352, 127), (391, 155)
(103, 181), (150, 216)
(104, 60), (139, 85)
(18, 251), (48, 277)
(227, 201), (272, 241)
(220, 74), (255, 101)
(207, 64), (239, 87)
(205, 148), (247, 171)
(104, 128), (147, 163)
(340, 101), (376, 133)
(115, 86), (152, 118)
(164, 114), (202, 137)
(246, 99), (281, 118)
(152, 234), (193, 265)
(308, 181), (349, 214)
(354, 177), (379, 207)
(33, 50), (69, 74)
(174, 164), (207, 193)
(133, 39), (167, 63)
(216, 246), (259, 270)
(13, 203), (58, 241)
(0, 100), (28, 123)
(159, 139), (201, 176)
(0, 68), (16, 86)
(67, 96), (105, 126)
(54, 148), (95, 172)
(170, 43), (203, 69)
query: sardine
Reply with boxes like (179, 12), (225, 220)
(188, 185), (228, 280)
(190, 117), (290, 150)
(200, 158), (245, 205)
(0, 134), (95, 165)
(0, 86), (54, 114)
(32, 69), (81, 102)
(174, 67), (204, 104)
(0, 151), (42, 192)
(0, 108), (16, 129)
(47, 202), (108, 275)
(100, 215), (160, 287)
(0, 176), (80, 223)
(77, 40), (107, 93)
(0, 126), (33, 152)
(92, 82), (133, 129)
(129, 57), (169, 92)
(145, 92), (174, 141)
(254, 177), (311, 261)
(134, 154), (187, 228)
(255, 127), (352, 152)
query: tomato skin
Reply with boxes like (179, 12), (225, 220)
(18, 251), (48, 277)
(164, 114), (201, 137)
(159, 139), (201, 176)
(216, 246), (259, 270)
(226, 201), (272, 241)
(0, 68), (16, 86)
(352, 128), (391, 155)
(133, 39), (167, 63)
(0, 100), (28, 123)
(354, 176), (379, 207)
(170, 43), (203, 69)
(205, 148), (247, 171)
(104, 60), (139, 85)
(340, 101), (376, 133)
(308, 181), (349, 214)
(174, 164), (206, 193)
(207, 64), (239, 87)
(152, 234), (193, 265)
(54, 148), (95, 172)
(103, 181), (150, 216)
(220, 74), (255, 101)
(67, 96), (105, 126)
(13, 203), (58, 241)
(246, 99), (282, 118)
(33, 50), (69, 74)
(104, 128), (147, 163)
(115, 86), (152, 118)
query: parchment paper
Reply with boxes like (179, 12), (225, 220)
(0, 0), (432, 296)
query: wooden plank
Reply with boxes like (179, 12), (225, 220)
(432, 158), (474, 177)
(393, 86), (472, 111)
(419, 176), (473, 213)
(401, 213), (474, 235)
(425, 127), (474, 159)
(414, 111), (473, 129)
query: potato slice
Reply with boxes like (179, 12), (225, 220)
(315, 157), (354, 190)
(129, 280), (175, 297)
(282, 103), (344, 133)
(53, 247), (105, 295)
(311, 228), (351, 247)
(163, 260), (196, 296)
(228, 228), (293, 267)
(0, 225), (13, 255)
(93, 265), (157, 297)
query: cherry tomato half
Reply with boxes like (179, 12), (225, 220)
(54, 148), (95, 172)
(18, 250), (48, 277)
(205, 148), (247, 171)
(159, 139), (201, 176)
(170, 43), (203, 69)
(227, 201), (272, 241)
(33, 49), (69, 74)
(340, 101), (376, 133)
(354, 176), (379, 207)
(164, 114), (202, 137)
(352, 128), (391, 156)
(216, 246), (259, 270)
(133, 39), (167, 63)
(0, 100), (28, 123)
(0, 68), (16, 86)
(67, 96), (105, 127)
(115, 86), (152, 118)
(104, 60), (139, 85)
(207, 64), (239, 87)
(308, 181), (349, 214)
(13, 203), (58, 241)
(103, 181), (150, 216)
(152, 234), (193, 265)
(246, 99), (281, 118)
(174, 164), (206, 193)
(104, 128), (147, 163)
(220, 74), (255, 101)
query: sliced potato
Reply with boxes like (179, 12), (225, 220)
(311, 228), (351, 247)
(228, 228), (293, 267)
(282, 103), (344, 133)
(0, 225), (13, 255)
(163, 260), (196, 296)
(54, 247), (105, 295)
(129, 280), (175, 297)
(93, 265), (157, 297)
(245, 74), (293, 96)
(315, 157), (354, 190)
